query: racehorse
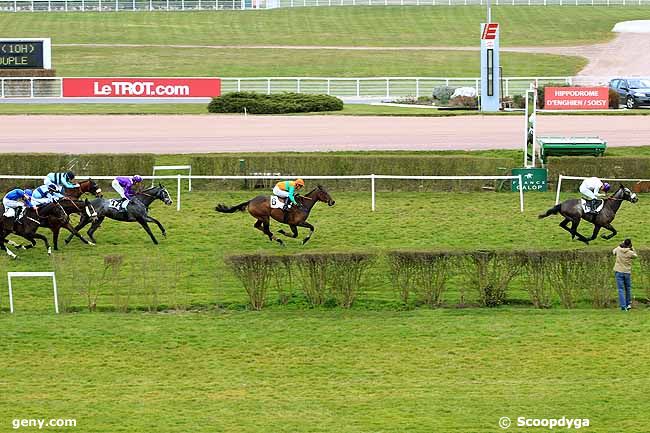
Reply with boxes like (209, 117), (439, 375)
(215, 185), (335, 245)
(0, 203), (68, 258)
(39, 198), (98, 250)
(65, 184), (173, 245)
(64, 179), (103, 199)
(538, 184), (638, 244)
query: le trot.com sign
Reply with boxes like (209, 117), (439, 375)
(62, 78), (221, 98)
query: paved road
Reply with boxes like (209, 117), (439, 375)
(0, 115), (647, 153)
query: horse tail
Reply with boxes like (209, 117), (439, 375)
(538, 204), (561, 219)
(215, 201), (249, 214)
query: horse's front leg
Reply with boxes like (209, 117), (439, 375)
(298, 221), (315, 245)
(278, 225), (299, 238)
(563, 218), (589, 244)
(86, 216), (105, 244)
(600, 223), (618, 240)
(588, 225), (602, 242)
(65, 214), (91, 244)
(136, 218), (159, 245)
(144, 215), (166, 237)
(62, 222), (94, 246)
(26, 233), (52, 255)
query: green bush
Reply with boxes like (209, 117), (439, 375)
(512, 94), (526, 109)
(225, 254), (276, 310)
(431, 86), (456, 105)
(208, 92), (343, 114)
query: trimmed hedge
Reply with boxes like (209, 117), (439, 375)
(227, 249), (641, 310)
(548, 156), (650, 191)
(0, 154), (156, 190)
(208, 92), (343, 114)
(190, 154), (515, 192)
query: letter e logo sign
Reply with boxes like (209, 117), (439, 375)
(481, 23), (499, 40)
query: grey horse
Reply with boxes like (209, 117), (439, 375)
(539, 184), (638, 244)
(65, 184), (173, 245)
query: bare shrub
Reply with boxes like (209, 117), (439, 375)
(388, 251), (455, 307)
(226, 254), (274, 311)
(461, 251), (519, 307)
(295, 254), (330, 307)
(328, 253), (374, 308)
(519, 251), (554, 308)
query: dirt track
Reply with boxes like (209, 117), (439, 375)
(1, 115), (647, 154)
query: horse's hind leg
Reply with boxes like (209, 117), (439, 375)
(569, 219), (589, 244)
(1, 235), (17, 259)
(600, 223), (618, 240)
(262, 219), (283, 246)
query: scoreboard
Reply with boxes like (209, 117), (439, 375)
(0, 38), (52, 69)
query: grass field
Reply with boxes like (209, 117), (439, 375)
(1, 309), (649, 432)
(2, 7), (648, 76)
(0, 188), (646, 312)
(52, 47), (585, 77)
(4, 7), (649, 47)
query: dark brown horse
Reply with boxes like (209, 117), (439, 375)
(0, 203), (67, 258)
(539, 184), (638, 244)
(215, 185), (335, 245)
(64, 179), (103, 199)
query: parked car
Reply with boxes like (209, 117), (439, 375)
(609, 78), (650, 109)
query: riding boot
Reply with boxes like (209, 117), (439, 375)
(590, 199), (599, 214)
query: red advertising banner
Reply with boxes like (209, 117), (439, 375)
(544, 87), (608, 110)
(63, 78), (221, 98)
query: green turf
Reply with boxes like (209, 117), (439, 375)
(0, 7), (643, 77)
(1, 310), (649, 432)
(0, 189), (646, 312)
(51, 46), (585, 77)
(3, 7), (649, 47)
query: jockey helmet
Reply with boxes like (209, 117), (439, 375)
(132, 175), (143, 183)
(48, 184), (58, 192)
(603, 182), (611, 192)
(66, 171), (76, 180)
(295, 178), (305, 188)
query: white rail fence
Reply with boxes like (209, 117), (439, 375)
(554, 175), (650, 205)
(0, 174), (525, 212)
(0, 76), (574, 99)
(1, 0), (648, 11)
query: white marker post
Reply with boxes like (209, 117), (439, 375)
(6, 272), (59, 314)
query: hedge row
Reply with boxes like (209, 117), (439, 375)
(226, 249), (650, 310)
(190, 154), (515, 192)
(208, 92), (343, 114)
(0, 154), (156, 190)
(547, 156), (650, 191)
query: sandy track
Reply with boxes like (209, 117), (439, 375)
(1, 115), (647, 154)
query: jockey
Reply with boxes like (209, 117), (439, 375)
(579, 177), (611, 214)
(31, 184), (64, 207)
(112, 175), (143, 208)
(273, 178), (305, 211)
(2, 188), (34, 219)
(44, 171), (79, 190)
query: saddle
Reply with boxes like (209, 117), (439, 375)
(581, 198), (604, 214)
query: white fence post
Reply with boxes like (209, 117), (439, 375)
(371, 174), (376, 211)
(267, 78), (271, 95)
(177, 174), (181, 212)
(518, 175), (524, 213)
(555, 175), (563, 205)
